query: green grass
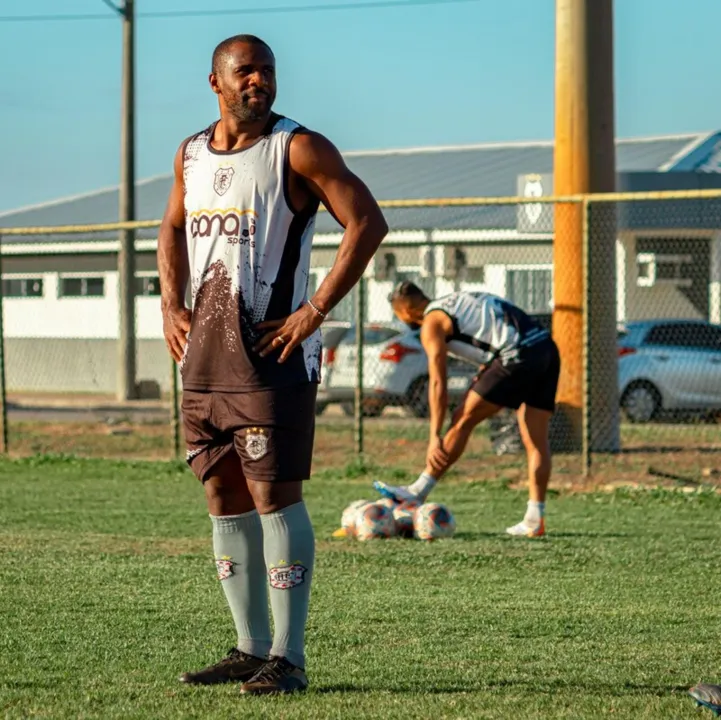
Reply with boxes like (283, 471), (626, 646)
(1, 455), (720, 719)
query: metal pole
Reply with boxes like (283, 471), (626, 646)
(581, 199), (591, 477)
(117, 0), (137, 400)
(171, 357), (181, 460)
(586, 0), (620, 454)
(354, 278), (365, 457)
(0, 238), (8, 454)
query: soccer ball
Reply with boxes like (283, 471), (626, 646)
(340, 500), (372, 537)
(375, 497), (397, 511)
(414, 503), (456, 541)
(392, 499), (421, 537)
(355, 502), (397, 541)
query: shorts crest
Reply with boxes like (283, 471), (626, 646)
(245, 427), (268, 461)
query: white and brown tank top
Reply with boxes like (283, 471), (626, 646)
(180, 114), (322, 392)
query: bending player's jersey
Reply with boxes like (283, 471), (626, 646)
(424, 291), (550, 366)
(180, 114), (322, 392)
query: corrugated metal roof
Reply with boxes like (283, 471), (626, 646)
(0, 131), (714, 242)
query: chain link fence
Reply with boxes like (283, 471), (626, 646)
(320, 193), (721, 486)
(0, 223), (180, 460)
(1, 192), (720, 487)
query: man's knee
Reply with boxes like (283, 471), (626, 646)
(247, 479), (303, 515)
(204, 479), (254, 515)
(458, 400), (496, 429)
(527, 446), (550, 469)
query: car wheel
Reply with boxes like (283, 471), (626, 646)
(315, 402), (328, 417)
(621, 382), (661, 423)
(405, 377), (430, 418)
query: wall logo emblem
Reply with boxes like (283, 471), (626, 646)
(245, 427), (268, 461)
(214, 166), (235, 196)
(523, 175), (544, 225)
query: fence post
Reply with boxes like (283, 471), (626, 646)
(354, 276), (365, 457)
(0, 238), (7, 455)
(170, 357), (181, 460)
(581, 198), (591, 478)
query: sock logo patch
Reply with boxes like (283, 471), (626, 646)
(245, 427), (269, 461)
(215, 555), (235, 581)
(268, 560), (307, 590)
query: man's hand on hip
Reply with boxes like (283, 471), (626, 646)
(254, 304), (323, 363)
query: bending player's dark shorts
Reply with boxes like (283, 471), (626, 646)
(471, 337), (560, 412)
(181, 383), (317, 483)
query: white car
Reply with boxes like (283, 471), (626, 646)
(318, 323), (477, 417)
(618, 319), (721, 422)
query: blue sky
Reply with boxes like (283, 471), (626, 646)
(1, 0), (719, 212)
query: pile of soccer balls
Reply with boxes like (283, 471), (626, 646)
(335, 497), (456, 541)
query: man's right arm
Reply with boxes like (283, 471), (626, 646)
(157, 142), (191, 362)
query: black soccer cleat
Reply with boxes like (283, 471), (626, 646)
(240, 656), (309, 695)
(689, 683), (721, 717)
(179, 648), (267, 685)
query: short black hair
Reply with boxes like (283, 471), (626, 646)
(211, 34), (274, 75)
(389, 281), (429, 304)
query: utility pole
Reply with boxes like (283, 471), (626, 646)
(117, 0), (137, 400)
(553, 0), (618, 454)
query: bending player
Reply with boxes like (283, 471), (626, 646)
(374, 282), (560, 537)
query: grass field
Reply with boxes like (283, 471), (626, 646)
(1, 453), (720, 719)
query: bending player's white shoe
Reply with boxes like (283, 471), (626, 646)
(373, 480), (417, 503)
(505, 518), (545, 538)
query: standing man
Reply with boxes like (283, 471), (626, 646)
(373, 282), (560, 537)
(158, 34), (387, 694)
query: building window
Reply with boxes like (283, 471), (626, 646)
(59, 276), (105, 298)
(135, 275), (161, 297)
(506, 268), (552, 313)
(2, 277), (43, 298)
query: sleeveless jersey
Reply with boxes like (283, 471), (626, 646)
(180, 115), (322, 392)
(424, 291), (550, 366)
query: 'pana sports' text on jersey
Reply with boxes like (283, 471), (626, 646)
(180, 115), (322, 392)
(424, 291), (550, 366)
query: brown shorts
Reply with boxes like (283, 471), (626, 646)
(181, 383), (317, 482)
(472, 338), (560, 412)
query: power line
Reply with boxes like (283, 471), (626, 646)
(99, 0), (122, 15)
(0, 0), (480, 23)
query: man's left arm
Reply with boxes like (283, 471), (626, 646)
(422, 315), (452, 473)
(255, 132), (388, 362)
(295, 131), (388, 314)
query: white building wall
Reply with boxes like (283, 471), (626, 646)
(3, 233), (717, 343)
(4, 272), (119, 338)
(622, 234), (708, 321)
(710, 232), (721, 324)
(616, 237), (627, 323)
(482, 265), (507, 297)
(136, 296), (164, 339)
(3, 271), (164, 339)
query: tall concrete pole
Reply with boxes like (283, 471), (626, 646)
(553, 0), (619, 454)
